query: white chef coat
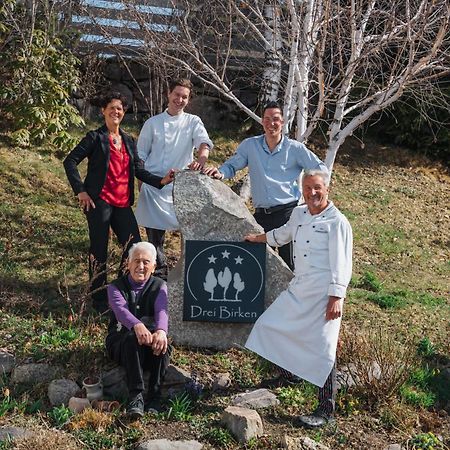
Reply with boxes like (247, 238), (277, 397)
(245, 201), (353, 387)
(135, 111), (213, 230)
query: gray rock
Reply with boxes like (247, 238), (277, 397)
(48, 379), (80, 406)
(12, 363), (60, 384)
(0, 426), (32, 442)
(0, 351), (15, 374)
(336, 362), (382, 390)
(212, 372), (232, 391)
(336, 363), (358, 389)
(232, 388), (279, 409)
(102, 366), (126, 387)
(221, 406), (263, 443)
(169, 171), (294, 349)
(137, 439), (203, 450)
(384, 445), (402, 450)
(160, 365), (193, 398)
(163, 365), (192, 385)
(102, 366), (128, 400)
(282, 435), (330, 450)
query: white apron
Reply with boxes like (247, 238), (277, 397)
(135, 111), (213, 230)
(245, 202), (352, 387)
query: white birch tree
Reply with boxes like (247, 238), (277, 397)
(82, 0), (450, 173)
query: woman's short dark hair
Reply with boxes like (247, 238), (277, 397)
(98, 91), (129, 110)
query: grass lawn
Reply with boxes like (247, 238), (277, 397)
(0, 126), (448, 449)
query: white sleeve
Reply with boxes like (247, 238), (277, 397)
(327, 217), (353, 298)
(137, 119), (154, 161)
(266, 211), (298, 247)
(192, 116), (213, 150)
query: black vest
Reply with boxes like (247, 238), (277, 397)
(107, 275), (165, 334)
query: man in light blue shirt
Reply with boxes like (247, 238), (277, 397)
(203, 101), (327, 269)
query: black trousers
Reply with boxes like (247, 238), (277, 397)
(253, 204), (296, 270)
(145, 228), (168, 279)
(106, 330), (170, 399)
(85, 198), (141, 306)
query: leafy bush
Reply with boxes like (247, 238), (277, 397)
(417, 338), (437, 358)
(203, 425), (235, 447)
(277, 385), (306, 407)
(400, 385), (436, 408)
(0, 0), (84, 151)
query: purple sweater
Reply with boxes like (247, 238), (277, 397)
(107, 275), (168, 333)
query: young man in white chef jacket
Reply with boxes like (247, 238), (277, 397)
(135, 79), (213, 279)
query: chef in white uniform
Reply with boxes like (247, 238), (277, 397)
(244, 169), (353, 428)
(135, 78), (213, 278)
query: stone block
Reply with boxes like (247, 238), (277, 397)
(221, 406), (263, 443)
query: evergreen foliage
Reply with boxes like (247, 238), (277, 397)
(0, 0), (84, 151)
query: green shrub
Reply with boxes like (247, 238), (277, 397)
(400, 385), (436, 408)
(0, 0), (84, 151)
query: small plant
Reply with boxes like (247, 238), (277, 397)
(355, 271), (382, 292)
(417, 337), (437, 358)
(400, 385), (436, 408)
(410, 432), (443, 449)
(203, 425), (234, 447)
(166, 392), (193, 421)
(48, 404), (73, 427)
(336, 390), (360, 416)
(277, 386), (306, 407)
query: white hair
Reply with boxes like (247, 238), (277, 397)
(302, 169), (330, 187)
(128, 241), (157, 263)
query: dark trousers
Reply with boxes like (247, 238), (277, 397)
(86, 198), (141, 306)
(253, 203), (296, 270)
(145, 228), (168, 279)
(106, 330), (170, 399)
(279, 364), (337, 415)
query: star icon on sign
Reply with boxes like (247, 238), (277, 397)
(208, 254), (217, 264)
(235, 256), (243, 264)
(221, 250), (230, 259)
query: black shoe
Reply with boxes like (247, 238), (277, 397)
(145, 397), (162, 414)
(126, 393), (144, 418)
(298, 411), (335, 429)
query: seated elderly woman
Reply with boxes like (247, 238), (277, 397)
(106, 241), (169, 417)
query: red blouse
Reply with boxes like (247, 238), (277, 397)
(99, 136), (131, 207)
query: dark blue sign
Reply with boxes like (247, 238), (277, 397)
(183, 241), (266, 323)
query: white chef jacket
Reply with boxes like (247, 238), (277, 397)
(245, 201), (353, 387)
(135, 111), (213, 230)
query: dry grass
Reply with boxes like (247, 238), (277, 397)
(67, 408), (114, 432)
(14, 429), (79, 450)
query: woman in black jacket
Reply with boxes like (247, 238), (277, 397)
(64, 91), (174, 313)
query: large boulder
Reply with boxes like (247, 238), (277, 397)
(168, 171), (293, 349)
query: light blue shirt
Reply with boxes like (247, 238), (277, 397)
(219, 135), (327, 208)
